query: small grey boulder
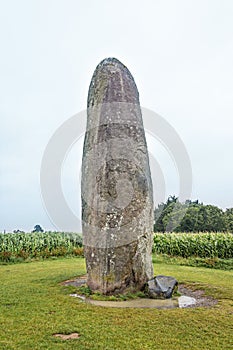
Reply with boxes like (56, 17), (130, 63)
(146, 275), (178, 299)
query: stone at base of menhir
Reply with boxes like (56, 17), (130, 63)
(146, 275), (178, 299)
(178, 295), (196, 308)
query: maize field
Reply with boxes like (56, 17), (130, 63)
(1, 231), (233, 262)
(153, 232), (233, 259)
(0, 232), (83, 261)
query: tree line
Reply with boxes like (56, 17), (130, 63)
(154, 196), (233, 233)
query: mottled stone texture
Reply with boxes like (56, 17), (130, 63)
(82, 58), (154, 294)
(146, 276), (178, 299)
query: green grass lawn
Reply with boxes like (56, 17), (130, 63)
(0, 257), (233, 350)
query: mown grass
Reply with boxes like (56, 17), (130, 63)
(0, 257), (233, 350)
(153, 254), (233, 270)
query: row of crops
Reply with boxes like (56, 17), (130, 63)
(0, 232), (83, 261)
(153, 232), (233, 259)
(0, 231), (233, 262)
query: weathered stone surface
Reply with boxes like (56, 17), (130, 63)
(81, 57), (154, 294)
(146, 275), (178, 299)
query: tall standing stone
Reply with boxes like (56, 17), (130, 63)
(81, 58), (154, 294)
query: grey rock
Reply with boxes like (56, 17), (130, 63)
(178, 295), (196, 308)
(82, 58), (154, 294)
(146, 275), (178, 299)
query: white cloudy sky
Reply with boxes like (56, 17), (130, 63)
(1, 0), (233, 232)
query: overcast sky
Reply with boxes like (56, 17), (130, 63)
(1, 0), (233, 232)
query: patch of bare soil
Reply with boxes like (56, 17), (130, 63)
(61, 275), (87, 287)
(62, 276), (218, 308)
(53, 333), (80, 340)
(178, 284), (218, 308)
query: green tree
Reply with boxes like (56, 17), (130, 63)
(225, 208), (233, 232)
(178, 205), (199, 232)
(32, 225), (44, 233)
(154, 197), (229, 232)
(203, 205), (226, 232)
(154, 196), (178, 232)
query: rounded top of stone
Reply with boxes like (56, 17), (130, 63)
(88, 58), (139, 107)
(98, 57), (126, 67)
(99, 57), (122, 64)
(95, 57), (134, 78)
